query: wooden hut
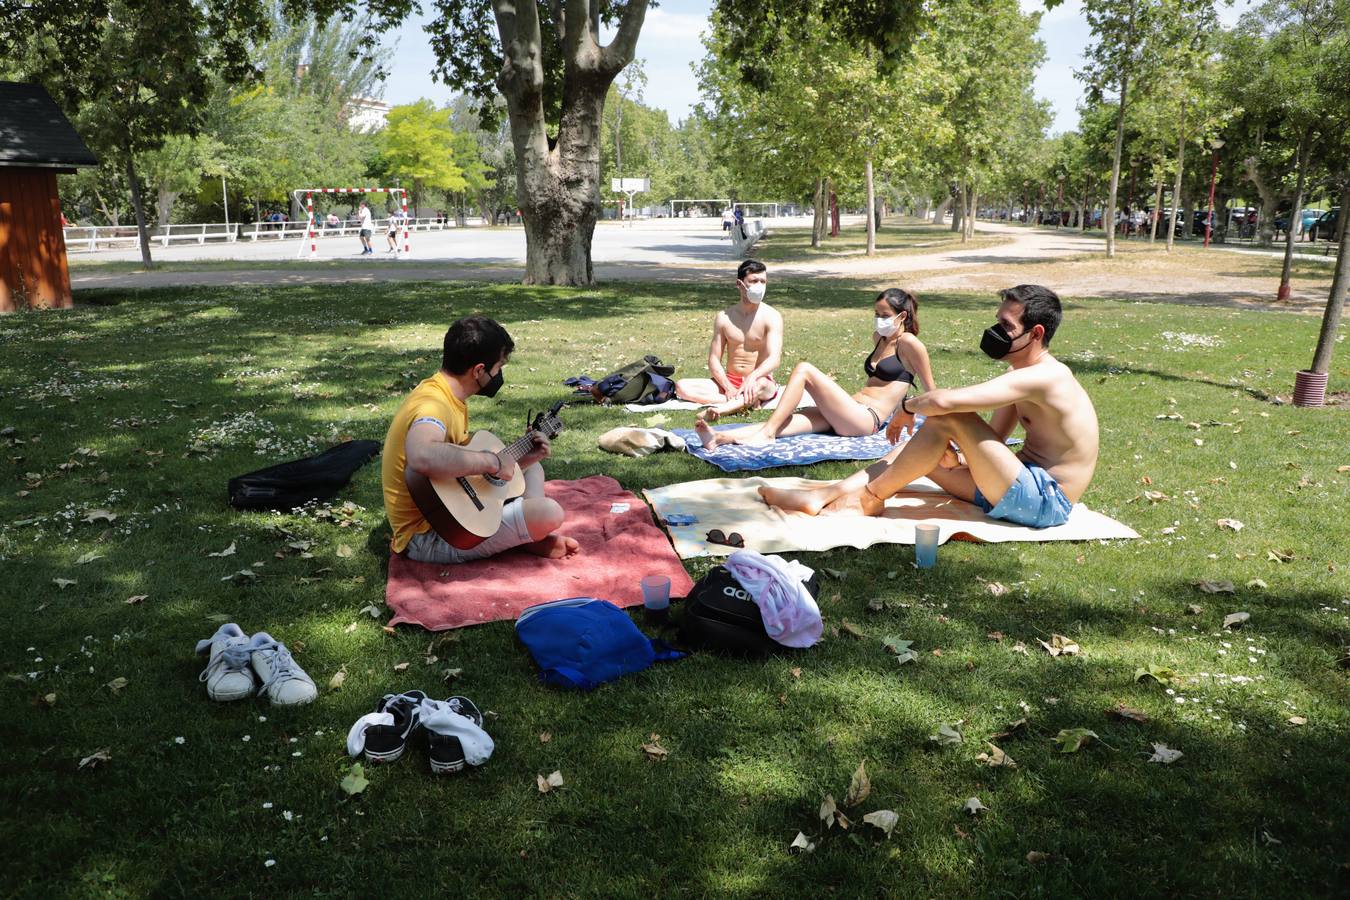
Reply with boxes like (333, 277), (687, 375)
(0, 82), (99, 312)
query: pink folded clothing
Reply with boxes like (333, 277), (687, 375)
(385, 475), (694, 631)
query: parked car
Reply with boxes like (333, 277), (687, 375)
(1309, 208), (1340, 241)
(1274, 208), (1324, 236)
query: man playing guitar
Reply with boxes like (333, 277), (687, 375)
(382, 315), (579, 563)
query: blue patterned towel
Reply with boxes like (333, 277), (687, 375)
(674, 419), (918, 472)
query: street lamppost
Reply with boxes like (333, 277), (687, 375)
(1204, 137), (1225, 248)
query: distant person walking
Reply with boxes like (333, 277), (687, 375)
(722, 207), (734, 232)
(357, 201), (374, 255)
(386, 207), (406, 252)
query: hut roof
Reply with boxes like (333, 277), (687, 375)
(0, 82), (99, 170)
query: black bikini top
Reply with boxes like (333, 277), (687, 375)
(864, 338), (914, 384)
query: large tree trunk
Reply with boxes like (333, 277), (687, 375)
(1105, 66), (1130, 258)
(933, 196), (951, 226)
(1309, 184), (1350, 375)
(1242, 156), (1279, 247)
(1277, 134), (1308, 302)
(1166, 120), (1186, 253)
(156, 187), (178, 228)
(124, 152), (153, 269)
(494, 0), (648, 285)
(864, 157), (876, 256)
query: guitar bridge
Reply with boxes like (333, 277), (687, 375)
(456, 477), (485, 511)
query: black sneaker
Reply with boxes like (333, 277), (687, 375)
(361, 691), (426, 764)
(423, 696), (484, 775)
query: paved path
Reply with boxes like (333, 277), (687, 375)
(69, 220), (1336, 313)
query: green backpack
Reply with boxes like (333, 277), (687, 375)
(591, 355), (677, 405)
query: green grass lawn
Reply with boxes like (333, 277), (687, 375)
(752, 218), (1009, 262)
(2, 279), (1347, 897)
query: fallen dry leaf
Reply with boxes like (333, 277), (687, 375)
(79, 748), (112, 770)
(840, 620), (865, 639)
(105, 677), (128, 695)
(1287, 716), (1307, 727)
(392, 662), (410, 672)
(337, 544), (354, 558)
(539, 732), (552, 744)
(1216, 518), (1244, 532)
(930, 721), (964, 746)
(40, 692), (57, 707)
(991, 718), (1029, 741)
(1108, 705), (1151, 724)
(1038, 634), (1080, 657)
(344, 622), (359, 633)
(358, 604), (382, 619)
(641, 734), (669, 761)
(1026, 850), (1051, 864)
(207, 541), (237, 558)
(789, 831), (816, 854)
(124, 595), (148, 605)
(82, 508), (117, 524)
(1185, 603), (1204, 615)
(328, 668), (347, 691)
(1246, 579), (1268, 590)
(976, 743), (1017, 768)
(536, 770), (564, 793)
(844, 759), (870, 807)
(1194, 580), (1235, 594)
(1148, 743), (1183, 764)
(962, 797), (988, 816)
(790, 667), (802, 679)
(986, 630), (1004, 642)
(986, 581), (1009, 597)
(861, 809), (898, 837)
(75, 551), (104, 566)
(53, 578), (77, 589)
(1266, 548), (1295, 563)
(1011, 641), (1028, 654)
(1222, 611), (1250, 629)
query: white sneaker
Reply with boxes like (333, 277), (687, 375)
(195, 623), (256, 701)
(248, 633), (317, 706)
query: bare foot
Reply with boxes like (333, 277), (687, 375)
(698, 406), (722, 424)
(759, 484), (825, 516)
(524, 533), (580, 559)
(693, 417), (723, 449)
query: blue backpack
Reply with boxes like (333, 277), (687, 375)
(515, 598), (685, 690)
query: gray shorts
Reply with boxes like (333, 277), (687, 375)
(403, 499), (532, 564)
(359, 228), (372, 238)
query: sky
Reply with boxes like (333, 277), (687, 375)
(382, 0), (1257, 136)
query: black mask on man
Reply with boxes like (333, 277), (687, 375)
(477, 367), (504, 398)
(980, 323), (1031, 360)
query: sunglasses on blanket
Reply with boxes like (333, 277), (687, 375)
(707, 529), (745, 548)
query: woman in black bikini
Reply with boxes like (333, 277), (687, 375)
(695, 288), (936, 449)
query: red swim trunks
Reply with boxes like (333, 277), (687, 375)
(725, 372), (780, 402)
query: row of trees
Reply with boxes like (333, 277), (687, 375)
(697, 0), (1346, 389)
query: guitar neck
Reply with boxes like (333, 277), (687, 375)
(497, 412), (561, 465)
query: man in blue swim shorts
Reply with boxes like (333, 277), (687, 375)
(761, 285), (1099, 529)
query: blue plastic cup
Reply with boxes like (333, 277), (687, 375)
(915, 524), (939, 569)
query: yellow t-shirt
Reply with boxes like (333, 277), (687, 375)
(382, 373), (469, 553)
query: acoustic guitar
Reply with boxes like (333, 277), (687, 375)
(405, 402), (566, 550)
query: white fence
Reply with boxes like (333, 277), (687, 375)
(64, 216), (484, 253)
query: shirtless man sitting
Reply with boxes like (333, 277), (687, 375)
(674, 259), (784, 420)
(761, 285), (1098, 529)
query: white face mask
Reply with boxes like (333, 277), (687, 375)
(744, 282), (766, 304)
(875, 315), (899, 337)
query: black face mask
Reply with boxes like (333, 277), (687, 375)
(980, 323), (1031, 360)
(477, 367), (504, 398)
